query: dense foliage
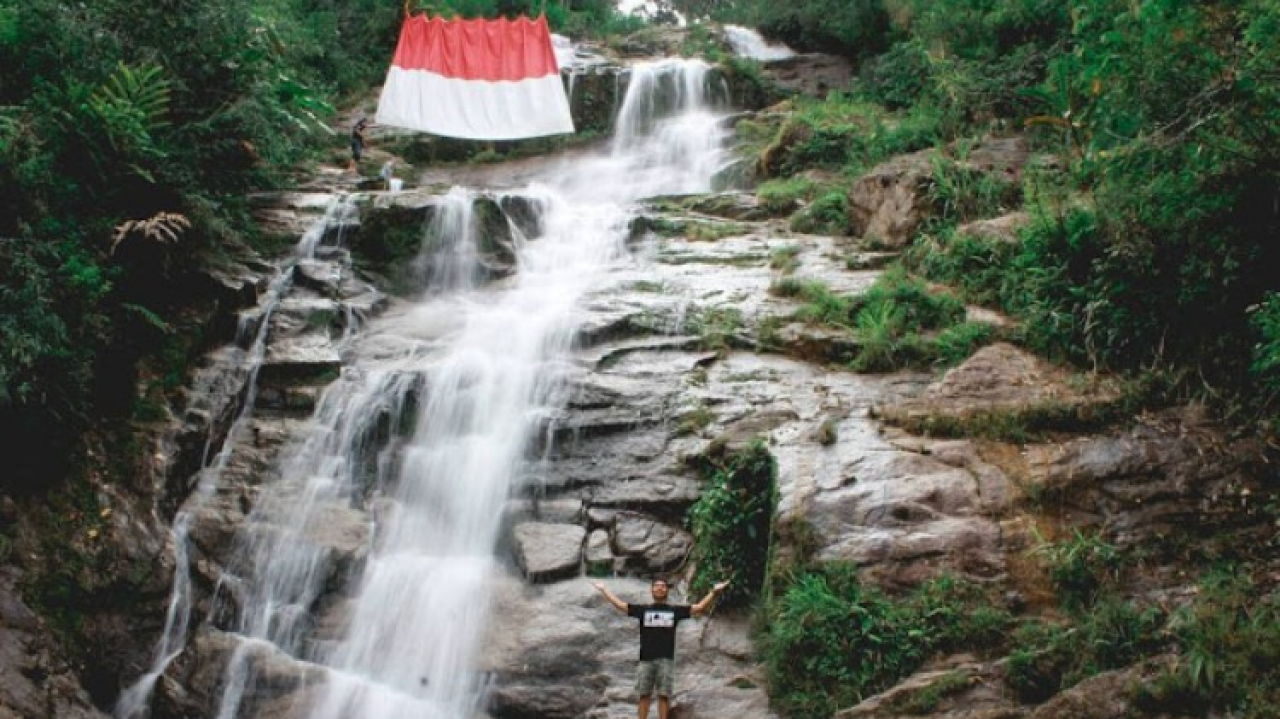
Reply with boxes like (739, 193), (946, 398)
(687, 440), (777, 607)
(734, 0), (1280, 433)
(0, 0), (634, 491)
(761, 567), (1010, 719)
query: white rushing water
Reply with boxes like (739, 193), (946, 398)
(723, 25), (796, 62)
(114, 196), (359, 719)
(190, 59), (734, 719)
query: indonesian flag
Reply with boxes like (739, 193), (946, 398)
(375, 14), (575, 141)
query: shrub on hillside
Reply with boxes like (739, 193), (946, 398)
(761, 566), (1011, 719)
(687, 440), (777, 607)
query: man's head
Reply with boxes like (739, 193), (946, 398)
(650, 577), (670, 602)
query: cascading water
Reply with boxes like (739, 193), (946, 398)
(115, 195), (358, 719)
(137, 58), (734, 719)
(722, 25), (795, 62)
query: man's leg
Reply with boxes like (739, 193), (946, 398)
(655, 658), (675, 719)
(635, 661), (657, 719)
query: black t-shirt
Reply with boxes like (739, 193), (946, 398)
(628, 603), (692, 661)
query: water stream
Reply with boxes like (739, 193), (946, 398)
(115, 196), (359, 719)
(132, 58), (733, 719)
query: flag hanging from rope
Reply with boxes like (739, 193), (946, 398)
(375, 14), (575, 141)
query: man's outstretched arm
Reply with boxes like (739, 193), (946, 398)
(591, 581), (629, 615)
(691, 580), (731, 616)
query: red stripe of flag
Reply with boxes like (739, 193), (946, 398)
(391, 14), (561, 82)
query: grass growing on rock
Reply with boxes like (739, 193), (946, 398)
(770, 266), (997, 371)
(760, 567), (1012, 719)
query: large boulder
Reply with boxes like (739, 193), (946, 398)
(847, 138), (1030, 248)
(512, 523), (587, 583)
(874, 343), (1123, 433)
(611, 513), (693, 574)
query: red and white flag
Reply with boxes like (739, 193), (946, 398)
(376, 14), (575, 141)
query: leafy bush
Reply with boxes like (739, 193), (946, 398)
(1250, 293), (1280, 416)
(859, 39), (932, 110)
(1007, 598), (1164, 702)
(687, 440), (778, 607)
(758, 99), (941, 178)
(1034, 529), (1122, 611)
(717, 0), (893, 59)
(1136, 569), (1280, 718)
(789, 191), (848, 235)
(761, 566), (1011, 719)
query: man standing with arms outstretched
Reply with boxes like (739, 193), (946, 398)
(591, 577), (731, 719)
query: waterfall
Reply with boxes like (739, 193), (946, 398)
(123, 58), (733, 719)
(410, 187), (483, 293)
(115, 195), (358, 719)
(722, 25), (796, 62)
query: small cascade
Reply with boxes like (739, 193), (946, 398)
(723, 25), (796, 61)
(114, 195), (358, 719)
(411, 188), (482, 293)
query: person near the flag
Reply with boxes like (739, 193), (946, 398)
(379, 159), (396, 190)
(348, 117), (369, 172)
(591, 577), (731, 719)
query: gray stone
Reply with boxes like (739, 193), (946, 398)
(513, 523), (586, 583)
(611, 513), (692, 573)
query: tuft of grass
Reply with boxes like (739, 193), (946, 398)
(789, 190), (849, 236)
(675, 403), (716, 436)
(686, 306), (744, 353)
(769, 244), (803, 274)
(887, 670), (973, 715)
(1034, 529), (1123, 611)
(757, 176), (818, 215)
(815, 417), (839, 446)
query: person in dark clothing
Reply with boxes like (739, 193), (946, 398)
(592, 577), (730, 719)
(348, 117), (369, 172)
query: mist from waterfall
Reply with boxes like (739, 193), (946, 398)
(198, 58), (734, 719)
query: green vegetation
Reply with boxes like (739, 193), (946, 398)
(758, 99), (942, 179)
(687, 305), (745, 353)
(760, 567), (1011, 719)
(768, 244), (801, 274)
(687, 440), (778, 607)
(790, 191), (848, 235)
(726, 0), (1280, 438)
(885, 670), (972, 714)
(1136, 569), (1280, 718)
(757, 177), (818, 215)
(1006, 598), (1164, 702)
(775, 267), (996, 371)
(1034, 529), (1122, 611)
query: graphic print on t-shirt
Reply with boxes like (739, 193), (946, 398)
(644, 610), (676, 628)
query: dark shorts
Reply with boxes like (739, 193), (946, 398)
(635, 658), (675, 697)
